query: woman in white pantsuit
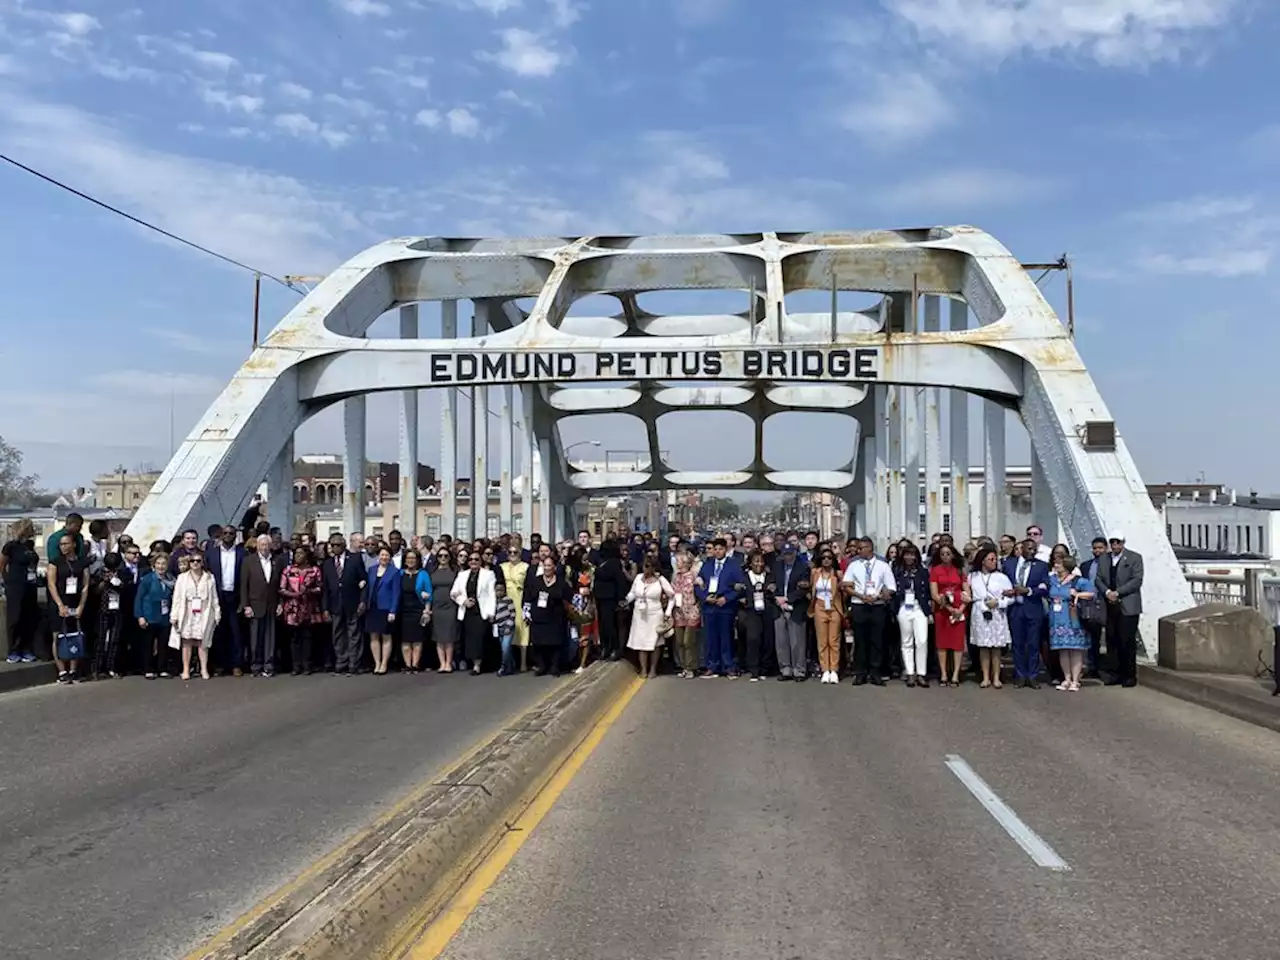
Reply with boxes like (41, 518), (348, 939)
(892, 543), (932, 688)
(968, 545), (1013, 689)
(626, 557), (674, 679)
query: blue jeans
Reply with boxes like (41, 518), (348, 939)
(1009, 607), (1043, 679)
(499, 632), (514, 673)
(703, 607), (736, 674)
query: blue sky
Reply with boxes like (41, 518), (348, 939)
(0, 0), (1277, 493)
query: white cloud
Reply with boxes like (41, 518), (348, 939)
(885, 0), (1238, 66)
(52, 12), (100, 36)
(547, 0), (583, 27)
(91, 370), (224, 397)
(414, 108), (442, 128)
(275, 112), (320, 135)
(279, 81), (313, 100)
(469, 0), (523, 12)
(1129, 196), (1256, 223)
(136, 36), (238, 72)
(447, 106), (481, 137)
(672, 0), (733, 26)
(1137, 249), (1271, 277)
(877, 168), (1052, 210)
(199, 88), (264, 114)
(334, 0), (392, 15)
(496, 88), (540, 111)
(0, 93), (370, 275)
(838, 72), (952, 143)
(189, 49), (237, 71)
(322, 92), (381, 117)
(480, 27), (565, 76)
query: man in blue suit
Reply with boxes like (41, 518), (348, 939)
(205, 525), (246, 675)
(322, 532), (369, 675)
(695, 538), (747, 677)
(1003, 538), (1050, 688)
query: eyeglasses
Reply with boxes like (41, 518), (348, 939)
(469, 557), (481, 563)
(189, 557), (203, 564)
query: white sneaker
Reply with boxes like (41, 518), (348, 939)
(821, 671), (832, 684)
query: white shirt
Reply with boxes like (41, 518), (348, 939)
(220, 545), (238, 593)
(392, 549), (404, 569)
(841, 556), (896, 604)
(1035, 543), (1052, 563)
(258, 554), (273, 581)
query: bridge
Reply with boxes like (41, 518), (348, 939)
(126, 226), (1193, 655)
(9, 227), (1274, 960)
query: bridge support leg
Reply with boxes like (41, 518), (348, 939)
(268, 433), (295, 536)
(923, 295), (943, 540)
(398, 304), (419, 539)
(440, 300), (458, 539)
(522, 386), (535, 539)
(983, 400), (1006, 538)
(500, 383), (514, 534)
(949, 301), (971, 544)
(343, 397), (366, 536)
(873, 384), (889, 545)
(538, 436), (552, 545)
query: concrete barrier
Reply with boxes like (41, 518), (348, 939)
(190, 661), (636, 960)
(1157, 603), (1274, 674)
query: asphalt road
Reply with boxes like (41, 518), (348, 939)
(0, 671), (555, 960)
(439, 678), (1280, 960)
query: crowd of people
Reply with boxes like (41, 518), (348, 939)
(1, 509), (1146, 691)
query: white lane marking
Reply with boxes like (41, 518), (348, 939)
(944, 754), (1071, 872)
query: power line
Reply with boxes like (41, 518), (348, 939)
(0, 151), (302, 293)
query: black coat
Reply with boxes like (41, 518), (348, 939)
(770, 557), (812, 624)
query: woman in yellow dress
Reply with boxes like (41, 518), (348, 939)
(499, 534), (530, 672)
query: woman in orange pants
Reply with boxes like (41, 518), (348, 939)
(809, 549), (846, 684)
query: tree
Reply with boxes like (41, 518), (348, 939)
(702, 496), (741, 525)
(0, 436), (40, 508)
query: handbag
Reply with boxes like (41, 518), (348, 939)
(420, 606), (433, 628)
(56, 619), (85, 660)
(1076, 593), (1106, 629)
(657, 614), (675, 639)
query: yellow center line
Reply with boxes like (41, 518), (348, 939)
(402, 674), (646, 959)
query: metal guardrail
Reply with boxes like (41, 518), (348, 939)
(1184, 571), (1280, 625)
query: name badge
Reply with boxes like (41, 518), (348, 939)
(161, 600), (170, 616)
(708, 576), (719, 594)
(1053, 599), (1063, 613)
(64, 576), (78, 596)
(26, 569), (36, 583)
(190, 596), (204, 615)
(674, 593), (682, 609)
(753, 593), (764, 612)
(492, 623), (500, 638)
(537, 591), (549, 609)
(904, 590), (916, 609)
(107, 594), (120, 611)
(110, 576), (121, 587)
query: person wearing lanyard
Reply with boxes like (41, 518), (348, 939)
(737, 550), (776, 682)
(1, 521), (41, 663)
(809, 550), (844, 684)
(892, 543), (932, 688)
(840, 537), (896, 686)
(1002, 538), (1050, 688)
(694, 538), (747, 678)
(968, 545), (1013, 688)
(48, 533), (90, 684)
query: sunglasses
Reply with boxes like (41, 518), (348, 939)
(189, 557), (203, 564)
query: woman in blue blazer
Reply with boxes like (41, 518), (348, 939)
(363, 546), (401, 675)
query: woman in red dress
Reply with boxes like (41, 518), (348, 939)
(929, 543), (970, 686)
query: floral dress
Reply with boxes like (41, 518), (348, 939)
(1048, 573), (1093, 651)
(280, 564), (323, 626)
(671, 569), (700, 628)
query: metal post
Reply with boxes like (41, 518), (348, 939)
(440, 300), (458, 538)
(903, 283), (921, 540)
(251, 272), (261, 349)
(473, 305), (489, 541)
(873, 384), (889, 543)
(887, 385), (903, 538)
(949, 300), (971, 543)
(538, 437), (552, 546)
(522, 386), (535, 538)
(983, 401), (1006, 538)
(500, 382), (514, 533)
(343, 396), (367, 536)
(398, 303), (420, 538)
(829, 270), (838, 343)
(268, 433), (296, 536)
(1031, 447), (1055, 545)
(923, 295), (943, 540)
(861, 434), (876, 539)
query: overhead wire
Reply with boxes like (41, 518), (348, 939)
(0, 151), (303, 294)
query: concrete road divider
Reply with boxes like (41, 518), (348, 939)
(186, 661), (636, 960)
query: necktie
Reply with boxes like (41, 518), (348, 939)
(338, 554), (344, 575)
(784, 565), (792, 592)
(1018, 559), (1027, 586)
(716, 560), (722, 575)
(864, 561), (873, 595)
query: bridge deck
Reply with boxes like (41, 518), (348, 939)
(0, 673), (553, 960)
(435, 678), (1280, 960)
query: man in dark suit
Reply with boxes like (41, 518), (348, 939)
(771, 544), (811, 681)
(1095, 531), (1144, 687)
(322, 532), (368, 675)
(1078, 537), (1108, 677)
(695, 538), (747, 677)
(241, 533), (286, 677)
(1002, 538), (1051, 688)
(206, 525), (246, 675)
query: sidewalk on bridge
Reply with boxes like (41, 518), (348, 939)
(0, 659), (58, 695)
(1140, 664), (1280, 734)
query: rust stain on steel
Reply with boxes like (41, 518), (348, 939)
(1031, 337), (1082, 369)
